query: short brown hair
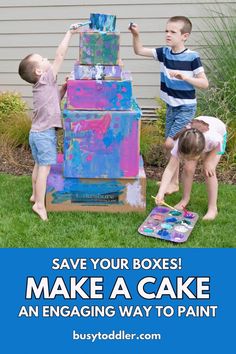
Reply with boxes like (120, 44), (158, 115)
(168, 16), (192, 34)
(18, 54), (38, 84)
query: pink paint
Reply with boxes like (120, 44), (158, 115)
(57, 153), (64, 164)
(71, 113), (111, 140)
(67, 80), (132, 111)
(183, 207), (195, 219)
(120, 120), (139, 177)
(86, 155), (93, 161)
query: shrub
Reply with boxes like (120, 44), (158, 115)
(1, 112), (31, 148)
(198, 7), (236, 166)
(140, 99), (166, 166)
(0, 91), (28, 121)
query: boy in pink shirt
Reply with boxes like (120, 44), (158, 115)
(155, 116), (227, 220)
(18, 26), (81, 221)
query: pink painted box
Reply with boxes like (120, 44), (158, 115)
(66, 78), (132, 111)
(63, 100), (141, 178)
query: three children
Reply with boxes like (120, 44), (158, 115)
(18, 15), (225, 222)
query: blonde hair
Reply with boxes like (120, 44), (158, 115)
(18, 54), (39, 84)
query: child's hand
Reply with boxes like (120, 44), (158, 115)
(204, 164), (216, 177)
(169, 71), (186, 81)
(128, 22), (139, 35)
(69, 24), (83, 34)
(60, 76), (69, 99)
(154, 195), (164, 205)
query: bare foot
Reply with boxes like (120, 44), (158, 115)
(32, 204), (48, 221)
(203, 209), (218, 221)
(30, 195), (35, 203)
(165, 183), (179, 195)
(174, 200), (188, 210)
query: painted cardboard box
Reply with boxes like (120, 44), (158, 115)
(79, 32), (120, 65)
(66, 78), (132, 111)
(63, 101), (141, 178)
(46, 155), (146, 213)
(74, 62), (122, 80)
(89, 13), (116, 32)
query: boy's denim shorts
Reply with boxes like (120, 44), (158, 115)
(165, 104), (197, 138)
(29, 128), (57, 166)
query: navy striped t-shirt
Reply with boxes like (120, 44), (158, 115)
(152, 47), (204, 107)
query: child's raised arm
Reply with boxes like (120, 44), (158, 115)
(128, 23), (153, 57)
(52, 27), (80, 79)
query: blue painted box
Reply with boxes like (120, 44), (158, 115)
(63, 100), (141, 178)
(89, 13), (116, 32)
(46, 155), (146, 213)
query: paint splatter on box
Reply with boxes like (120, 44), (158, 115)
(74, 62), (122, 80)
(79, 32), (119, 65)
(66, 78), (132, 111)
(89, 13), (116, 32)
(63, 101), (141, 178)
(138, 206), (199, 243)
(46, 155), (146, 213)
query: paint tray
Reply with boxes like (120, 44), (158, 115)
(138, 206), (199, 243)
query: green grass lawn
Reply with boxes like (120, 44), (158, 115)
(0, 173), (235, 248)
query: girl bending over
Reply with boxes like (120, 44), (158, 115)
(155, 116), (227, 220)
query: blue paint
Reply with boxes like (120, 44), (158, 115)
(160, 223), (173, 230)
(143, 227), (154, 233)
(169, 210), (182, 216)
(63, 104), (141, 178)
(157, 229), (171, 240)
(50, 178), (125, 206)
(89, 13), (116, 32)
(165, 217), (178, 223)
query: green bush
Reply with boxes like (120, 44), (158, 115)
(198, 7), (236, 166)
(0, 92), (31, 148)
(0, 91), (28, 121)
(140, 99), (166, 166)
(1, 112), (31, 148)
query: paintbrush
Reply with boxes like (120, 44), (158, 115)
(70, 21), (91, 30)
(151, 196), (178, 211)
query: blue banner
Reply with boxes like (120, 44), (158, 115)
(0, 249), (234, 353)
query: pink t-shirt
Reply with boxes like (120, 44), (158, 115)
(31, 67), (62, 132)
(171, 116), (227, 157)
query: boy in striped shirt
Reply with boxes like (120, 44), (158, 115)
(129, 16), (208, 194)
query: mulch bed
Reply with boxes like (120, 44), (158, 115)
(1, 146), (236, 184)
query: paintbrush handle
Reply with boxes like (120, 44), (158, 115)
(151, 196), (177, 211)
(161, 201), (177, 211)
(70, 21), (91, 30)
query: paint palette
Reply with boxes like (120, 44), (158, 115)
(138, 206), (199, 243)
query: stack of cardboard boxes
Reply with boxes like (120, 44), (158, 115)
(46, 13), (146, 212)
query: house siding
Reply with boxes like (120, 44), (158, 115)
(0, 0), (235, 108)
